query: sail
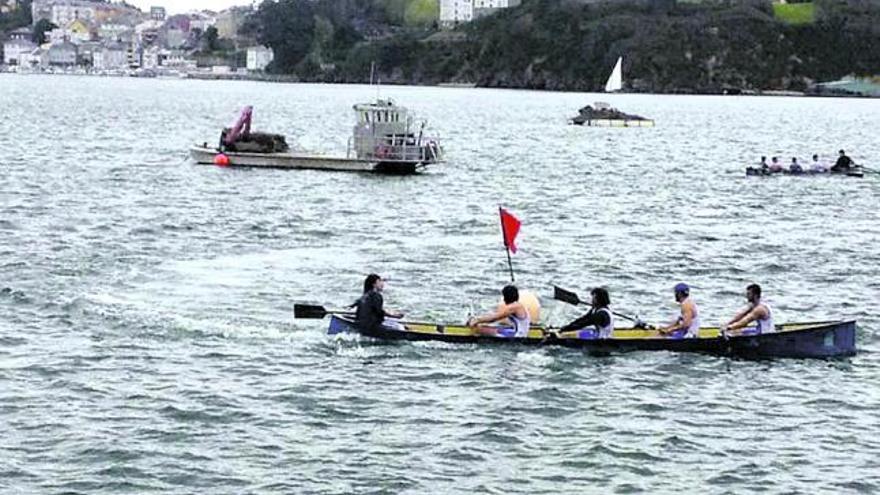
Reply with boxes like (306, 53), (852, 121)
(604, 56), (623, 92)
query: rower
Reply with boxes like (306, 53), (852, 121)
(721, 284), (774, 335)
(660, 283), (700, 338)
(467, 285), (531, 338)
(831, 149), (853, 172)
(789, 157), (803, 174)
(559, 287), (614, 338)
(353, 273), (403, 334)
(810, 154), (827, 173)
(769, 156), (783, 173)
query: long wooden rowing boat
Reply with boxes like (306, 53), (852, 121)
(328, 315), (856, 359)
(745, 166), (864, 178)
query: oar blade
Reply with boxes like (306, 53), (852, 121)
(294, 304), (328, 319)
(553, 286), (582, 306)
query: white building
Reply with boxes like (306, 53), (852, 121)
(92, 42), (127, 70)
(246, 45), (273, 71)
(50, 2), (95, 26)
(440, 0), (520, 28)
(19, 47), (48, 68)
(150, 6), (166, 21)
(47, 24), (91, 44)
(3, 38), (37, 65)
(439, 0), (473, 28)
(189, 13), (215, 33)
(48, 40), (77, 66)
(98, 24), (131, 42)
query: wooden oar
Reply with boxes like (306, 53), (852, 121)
(294, 303), (354, 319)
(553, 285), (647, 326)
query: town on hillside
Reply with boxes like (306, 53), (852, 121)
(0, 0), (526, 78)
(0, 0), (275, 77)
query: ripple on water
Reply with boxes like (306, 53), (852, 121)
(1, 76), (879, 493)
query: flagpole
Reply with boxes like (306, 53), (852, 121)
(499, 206), (515, 282)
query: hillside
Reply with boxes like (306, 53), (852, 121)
(250, 0), (880, 93)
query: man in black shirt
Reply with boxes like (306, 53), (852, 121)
(354, 274), (402, 334)
(831, 149), (853, 171)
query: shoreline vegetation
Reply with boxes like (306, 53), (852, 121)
(239, 0), (880, 96)
(3, 0), (879, 96)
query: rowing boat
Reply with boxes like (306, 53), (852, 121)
(745, 166), (864, 178)
(327, 315), (856, 359)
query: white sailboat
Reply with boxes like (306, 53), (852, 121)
(604, 56), (623, 93)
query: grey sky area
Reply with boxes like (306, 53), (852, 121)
(127, 1), (251, 14)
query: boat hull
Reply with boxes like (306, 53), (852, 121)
(328, 316), (856, 359)
(746, 166), (864, 178)
(190, 145), (424, 174)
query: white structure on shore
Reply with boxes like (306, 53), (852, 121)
(439, 0), (473, 28)
(3, 38), (37, 66)
(440, 0), (520, 28)
(246, 45), (274, 72)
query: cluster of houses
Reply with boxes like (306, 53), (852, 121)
(1, 0), (274, 75)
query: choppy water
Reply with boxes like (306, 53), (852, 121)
(1, 74), (879, 493)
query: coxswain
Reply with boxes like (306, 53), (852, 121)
(353, 274), (403, 335)
(720, 284), (774, 336)
(831, 149), (854, 172)
(659, 283), (701, 338)
(467, 285), (531, 338)
(559, 287), (615, 338)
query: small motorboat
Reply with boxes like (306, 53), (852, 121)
(570, 102), (654, 127)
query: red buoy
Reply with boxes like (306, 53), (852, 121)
(213, 153), (230, 166)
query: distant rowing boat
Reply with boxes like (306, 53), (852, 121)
(746, 166), (864, 178)
(327, 315), (856, 359)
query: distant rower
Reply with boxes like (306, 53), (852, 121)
(721, 283), (774, 335)
(831, 149), (853, 172)
(810, 154), (827, 173)
(660, 283), (700, 338)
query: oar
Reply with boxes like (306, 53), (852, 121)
(553, 285), (647, 326)
(294, 303), (354, 319)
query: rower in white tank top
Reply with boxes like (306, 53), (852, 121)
(683, 301), (701, 338)
(723, 284), (774, 335)
(754, 302), (774, 334)
(508, 311), (531, 338)
(661, 283), (700, 338)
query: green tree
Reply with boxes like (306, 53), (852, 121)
(0, 0), (32, 32)
(404, 0), (438, 26)
(32, 19), (57, 44)
(254, 0), (317, 72)
(204, 25), (219, 51)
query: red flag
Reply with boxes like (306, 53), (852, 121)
(499, 207), (521, 254)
